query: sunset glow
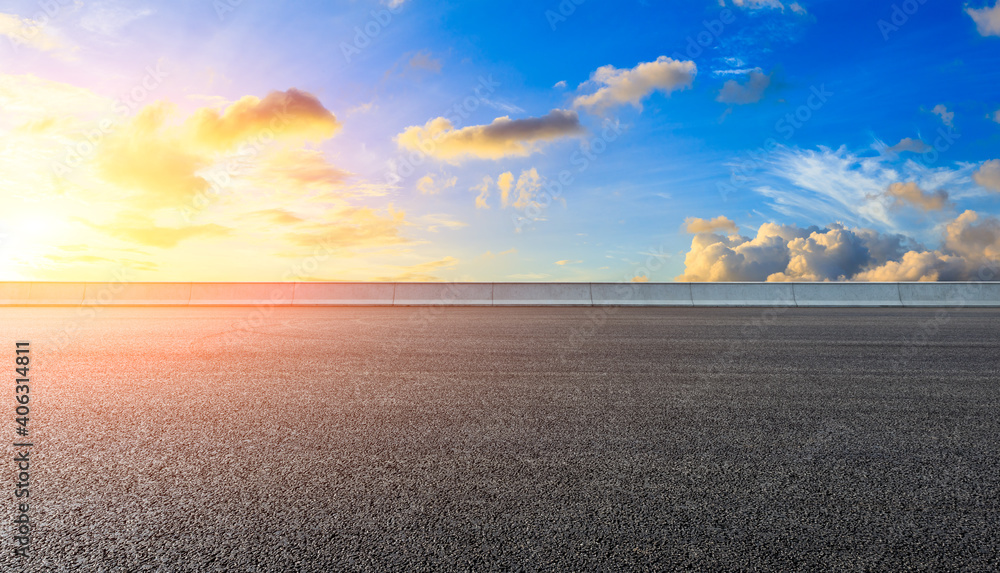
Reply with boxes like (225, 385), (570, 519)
(2, 0), (1000, 282)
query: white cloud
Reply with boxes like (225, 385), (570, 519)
(0, 12), (73, 57)
(407, 51), (442, 73)
(752, 146), (980, 229)
(507, 169), (543, 210)
(932, 104), (954, 127)
(573, 56), (696, 114)
(966, 2), (1000, 36)
(973, 159), (1000, 192)
(79, 2), (153, 36)
(677, 211), (1000, 282)
(729, 0), (807, 14)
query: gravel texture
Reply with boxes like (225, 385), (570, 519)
(2, 306), (999, 571)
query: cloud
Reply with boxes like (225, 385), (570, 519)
(966, 2), (1000, 36)
(408, 51), (442, 73)
(473, 176), (492, 209)
(13, 117), (64, 135)
(246, 209), (307, 225)
(972, 159), (1000, 192)
(730, 0), (807, 13)
(573, 56), (696, 114)
(631, 275), (650, 282)
(716, 69), (771, 104)
(497, 171), (514, 206)
(0, 74), (109, 122)
(553, 80), (567, 89)
(95, 102), (212, 208)
(186, 88), (341, 151)
(942, 210), (1000, 261)
(82, 213), (232, 248)
(992, 109), (1000, 123)
(555, 259), (582, 265)
(396, 109), (583, 163)
(0, 12), (72, 56)
(422, 214), (467, 232)
(478, 248), (517, 260)
(374, 256), (458, 282)
(385, 0), (408, 7)
(932, 104), (954, 127)
(677, 211), (1000, 281)
(79, 3), (153, 36)
(92, 91), (349, 210)
(254, 148), (352, 188)
(416, 173), (457, 195)
(44, 253), (158, 272)
(507, 273), (551, 280)
(751, 146), (981, 229)
(284, 206), (408, 250)
(886, 137), (931, 154)
(508, 169), (543, 210)
(685, 215), (738, 234)
(883, 182), (950, 211)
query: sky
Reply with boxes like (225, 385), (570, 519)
(1, 0), (1000, 283)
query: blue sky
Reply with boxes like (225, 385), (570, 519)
(1, 0), (999, 281)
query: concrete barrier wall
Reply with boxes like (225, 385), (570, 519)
(83, 283), (192, 306)
(591, 283), (693, 306)
(393, 283), (493, 306)
(189, 283), (295, 306)
(691, 283), (797, 307)
(0, 283), (32, 305)
(1, 282), (999, 306)
(793, 282), (902, 307)
(898, 282), (1000, 307)
(493, 283), (593, 306)
(293, 283), (394, 306)
(27, 282), (87, 305)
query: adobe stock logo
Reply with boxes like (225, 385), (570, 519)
(671, 9), (736, 61)
(545, 0), (586, 31)
(877, 0), (931, 41)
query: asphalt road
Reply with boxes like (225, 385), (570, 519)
(2, 306), (999, 571)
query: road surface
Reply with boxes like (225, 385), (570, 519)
(2, 307), (999, 571)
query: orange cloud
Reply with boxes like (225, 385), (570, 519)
(186, 88), (341, 151)
(884, 182), (950, 211)
(284, 206), (408, 250)
(396, 109), (583, 163)
(81, 212), (232, 248)
(254, 148), (352, 188)
(972, 159), (1000, 192)
(684, 215), (738, 234)
(95, 102), (212, 208)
